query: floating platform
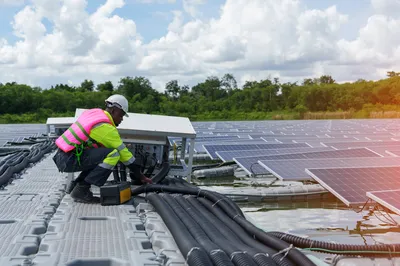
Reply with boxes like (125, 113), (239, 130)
(0, 151), (399, 266)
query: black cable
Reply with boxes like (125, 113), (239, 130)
(132, 184), (316, 266)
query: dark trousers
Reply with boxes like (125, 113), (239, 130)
(53, 148), (114, 187)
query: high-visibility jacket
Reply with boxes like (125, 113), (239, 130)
(55, 108), (135, 165)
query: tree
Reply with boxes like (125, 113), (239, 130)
(117, 76), (154, 100)
(97, 81), (114, 92)
(52, 84), (75, 92)
(80, 79), (94, 92)
(221, 73), (238, 91)
(294, 104), (308, 118)
(165, 80), (180, 100)
(302, 78), (315, 86)
(387, 71), (400, 78)
(5, 71), (400, 123)
(319, 75), (335, 84)
(192, 76), (227, 101)
(180, 85), (190, 96)
(242, 81), (258, 90)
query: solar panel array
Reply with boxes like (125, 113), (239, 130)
(189, 119), (400, 209)
(259, 157), (400, 181)
(203, 143), (311, 159)
(216, 146), (335, 162)
(235, 148), (381, 176)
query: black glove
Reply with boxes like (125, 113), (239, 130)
(127, 163), (141, 178)
(127, 163), (153, 184)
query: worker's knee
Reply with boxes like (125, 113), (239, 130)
(103, 149), (120, 166)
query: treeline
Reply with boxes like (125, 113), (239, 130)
(1, 72), (400, 123)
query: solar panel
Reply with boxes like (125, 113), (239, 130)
(306, 167), (400, 206)
(193, 136), (240, 142)
(385, 150), (400, 157)
(176, 135), (242, 151)
(328, 141), (400, 149)
(194, 140), (267, 153)
(258, 157), (400, 181)
(234, 148), (382, 176)
(260, 135), (319, 139)
(249, 134), (278, 139)
(367, 190), (400, 215)
(203, 143), (311, 159)
(216, 147), (334, 162)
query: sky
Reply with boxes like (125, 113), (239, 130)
(0, 0), (399, 91)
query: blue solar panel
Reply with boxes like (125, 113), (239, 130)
(173, 135), (242, 152)
(307, 167), (400, 206)
(385, 150), (400, 157)
(328, 141), (400, 149)
(194, 140), (267, 153)
(249, 134), (278, 139)
(203, 143), (311, 159)
(359, 146), (400, 157)
(234, 148), (382, 176)
(216, 146), (334, 162)
(195, 136), (240, 141)
(367, 190), (400, 215)
(258, 157), (400, 181)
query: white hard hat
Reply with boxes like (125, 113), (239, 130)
(105, 94), (129, 117)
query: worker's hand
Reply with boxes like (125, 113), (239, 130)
(140, 174), (153, 184)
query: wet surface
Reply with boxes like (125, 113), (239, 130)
(239, 199), (400, 245)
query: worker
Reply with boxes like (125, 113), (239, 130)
(52, 94), (153, 203)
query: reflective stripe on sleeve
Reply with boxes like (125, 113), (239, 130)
(117, 143), (126, 151)
(122, 156), (135, 165)
(99, 162), (115, 169)
(102, 149), (120, 167)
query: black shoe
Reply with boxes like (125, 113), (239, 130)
(70, 182), (100, 203)
(65, 180), (77, 194)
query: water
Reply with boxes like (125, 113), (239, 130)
(240, 200), (400, 245)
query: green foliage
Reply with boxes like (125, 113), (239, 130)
(80, 79), (94, 92)
(97, 81), (114, 93)
(2, 74), (400, 123)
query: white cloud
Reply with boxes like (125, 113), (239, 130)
(167, 10), (184, 32)
(183, 0), (206, 17)
(337, 15), (400, 69)
(0, 0), (141, 86)
(0, 0), (25, 6)
(138, 0), (348, 86)
(136, 0), (176, 3)
(0, 0), (399, 90)
(371, 0), (400, 17)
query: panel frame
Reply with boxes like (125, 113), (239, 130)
(367, 189), (400, 215)
(305, 166), (400, 207)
